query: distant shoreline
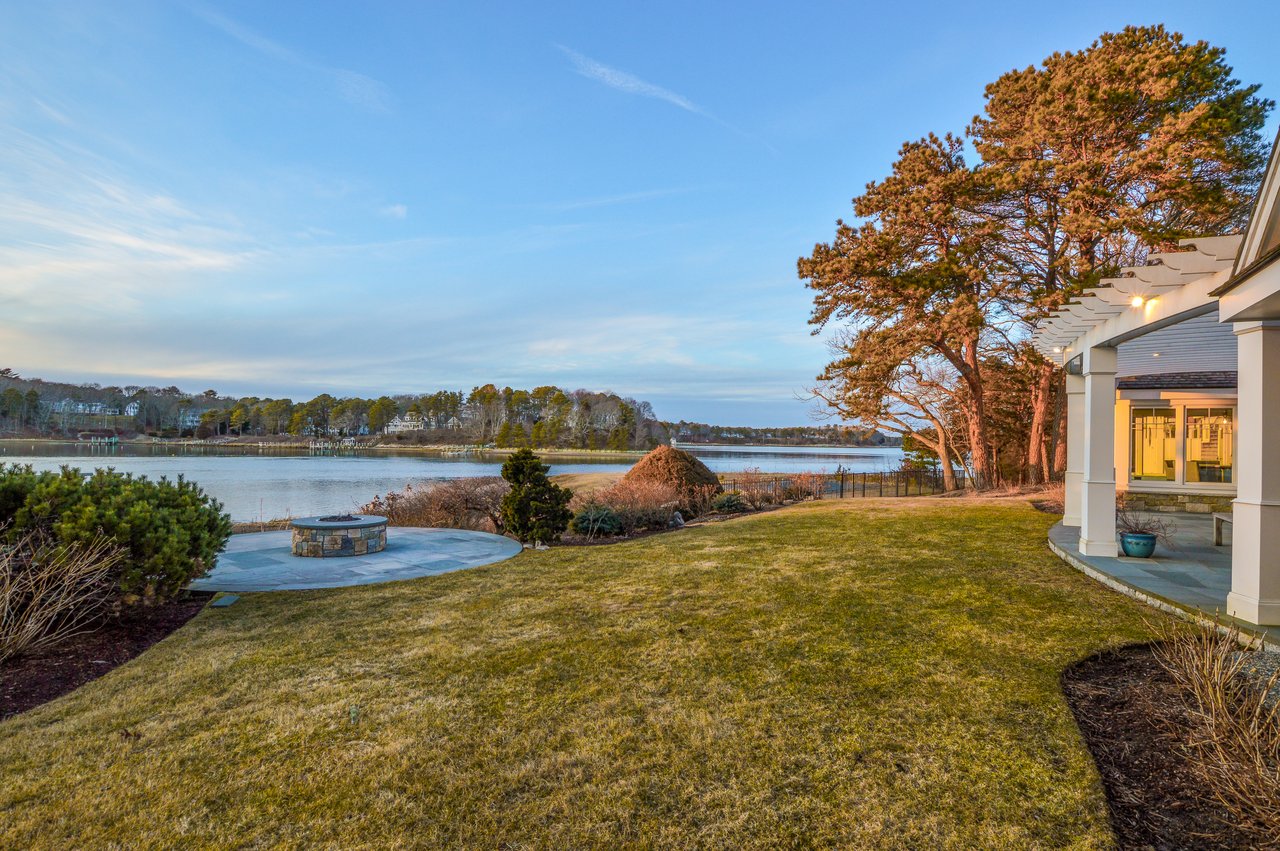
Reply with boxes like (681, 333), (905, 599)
(0, 436), (647, 460)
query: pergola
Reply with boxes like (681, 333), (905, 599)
(1032, 133), (1280, 627)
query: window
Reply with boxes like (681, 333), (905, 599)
(1186, 408), (1233, 483)
(1131, 407), (1176, 481)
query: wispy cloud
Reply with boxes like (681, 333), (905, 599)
(379, 203), (408, 219)
(557, 45), (703, 114)
(542, 187), (694, 212)
(555, 45), (773, 152)
(190, 4), (393, 112)
(0, 130), (257, 314)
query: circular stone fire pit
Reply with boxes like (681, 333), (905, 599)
(290, 514), (387, 558)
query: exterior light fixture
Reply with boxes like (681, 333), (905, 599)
(1052, 346), (1063, 354)
(1152, 352), (1161, 358)
(1130, 295), (1145, 308)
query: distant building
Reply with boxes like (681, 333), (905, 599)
(51, 398), (120, 416)
(124, 400), (141, 417)
(383, 414), (427, 435)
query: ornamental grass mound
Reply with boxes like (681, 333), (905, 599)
(622, 445), (722, 515)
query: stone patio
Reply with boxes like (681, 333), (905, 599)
(190, 528), (523, 592)
(1048, 513), (1280, 646)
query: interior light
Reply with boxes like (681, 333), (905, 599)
(1130, 295), (1145, 308)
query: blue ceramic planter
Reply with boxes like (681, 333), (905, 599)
(1120, 532), (1157, 558)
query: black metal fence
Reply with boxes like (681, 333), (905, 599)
(720, 468), (964, 501)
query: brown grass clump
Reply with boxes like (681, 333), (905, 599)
(1154, 623), (1280, 837)
(623, 445), (721, 513)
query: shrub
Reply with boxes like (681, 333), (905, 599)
(500, 449), (573, 543)
(570, 504), (623, 538)
(0, 531), (122, 662)
(1, 464), (232, 608)
(781, 472), (827, 502)
(727, 467), (782, 510)
(364, 477), (509, 533)
(1155, 623), (1280, 833)
(573, 479), (680, 534)
(622, 445), (721, 515)
(710, 492), (748, 514)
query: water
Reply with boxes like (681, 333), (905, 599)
(0, 441), (903, 522)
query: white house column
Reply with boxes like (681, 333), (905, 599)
(1063, 373), (1085, 528)
(1079, 346), (1118, 557)
(1227, 321), (1280, 626)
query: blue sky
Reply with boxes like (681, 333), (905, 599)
(3, 1), (1278, 426)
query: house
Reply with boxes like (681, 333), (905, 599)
(1033, 129), (1280, 627)
(383, 413), (427, 435)
(51, 398), (120, 416)
(124, 400), (141, 417)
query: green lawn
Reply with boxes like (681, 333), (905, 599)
(1, 499), (1160, 849)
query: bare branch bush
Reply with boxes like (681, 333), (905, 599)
(571, 479), (680, 534)
(1154, 622), (1280, 837)
(363, 478), (511, 533)
(727, 467), (782, 510)
(1, 531), (122, 663)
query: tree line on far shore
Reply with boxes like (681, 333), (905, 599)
(0, 371), (670, 451)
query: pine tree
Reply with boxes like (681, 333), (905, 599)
(499, 449), (573, 543)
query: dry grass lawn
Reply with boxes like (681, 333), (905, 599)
(0, 499), (1162, 848)
(550, 471), (623, 496)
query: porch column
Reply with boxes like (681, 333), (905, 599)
(1079, 346), (1117, 557)
(1063, 373), (1085, 527)
(1227, 321), (1280, 626)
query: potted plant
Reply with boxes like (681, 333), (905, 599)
(1116, 498), (1174, 558)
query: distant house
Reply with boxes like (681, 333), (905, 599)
(124, 400), (141, 417)
(51, 398), (120, 416)
(383, 414), (427, 435)
(178, 408), (203, 430)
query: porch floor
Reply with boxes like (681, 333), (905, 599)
(1048, 515), (1280, 645)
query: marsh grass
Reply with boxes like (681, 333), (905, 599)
(0, 499), (1161, 848)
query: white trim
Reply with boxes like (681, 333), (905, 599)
(1033, 238), (1241, 361)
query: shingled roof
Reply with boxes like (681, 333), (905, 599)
(1116, 371), (1237, 390)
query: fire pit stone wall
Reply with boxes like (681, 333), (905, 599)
(290, 515), (388, 558)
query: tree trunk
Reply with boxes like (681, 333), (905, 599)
(1051, 372), (1068, 476)
(963, 362), (996, 490)
(1024, 360), (1055, 485)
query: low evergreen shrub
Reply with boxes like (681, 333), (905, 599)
(710, 492), (748, 514)
(570, 504), (623, 537)
(1, 464), (232, 607)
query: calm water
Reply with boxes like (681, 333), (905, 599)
(0, 441), (903, 521)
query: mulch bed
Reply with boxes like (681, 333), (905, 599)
(1, 592), (212, 720)
(1062, 644), (1271, 850)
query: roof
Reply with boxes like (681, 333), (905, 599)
(1216, 127), (1280, 296)
(1031, 236), (1242, 361)
(1116, 371), (1237, 390)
